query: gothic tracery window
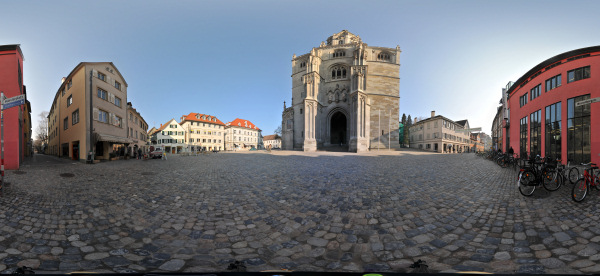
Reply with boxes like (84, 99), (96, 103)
(331, 66), (347, 80)
(333, 50), (346, 58)
(377, 52), (391, 61)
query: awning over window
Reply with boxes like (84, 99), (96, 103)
(97, 133), (133, 144)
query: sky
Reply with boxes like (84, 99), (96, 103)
(2, 0), (600, 138)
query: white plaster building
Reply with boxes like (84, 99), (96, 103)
(263, 134), (282, 149)
(225, 118), (261, 150)
(152, 119), (186, 154)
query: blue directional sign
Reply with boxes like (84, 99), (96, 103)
(1, 95), (25, 110)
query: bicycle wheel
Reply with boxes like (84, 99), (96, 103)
(519, 170), (536, 196)
(542, 169), (561, 191)
(572, 179), (588, 202)
(568, 167), (579, 184)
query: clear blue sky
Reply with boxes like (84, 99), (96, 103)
(2, 0), (600, 137)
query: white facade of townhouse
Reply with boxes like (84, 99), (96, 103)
(154, 119), (186, 154)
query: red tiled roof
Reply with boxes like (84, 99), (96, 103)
(263, 134), (280, 140)
(225, 118), (261, 130)
(181, 113), (225, 126)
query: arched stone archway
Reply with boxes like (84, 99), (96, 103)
(330, 111), (347, 145)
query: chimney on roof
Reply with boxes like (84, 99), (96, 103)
(61, 77), (66, 83)
(431, 111), (435, 118)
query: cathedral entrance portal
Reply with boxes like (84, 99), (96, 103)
(330, 112), (347, 145)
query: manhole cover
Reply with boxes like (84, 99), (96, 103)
(13, 171), (26, 175)
(141, 172), (156, 176)
(60, 173), (75, 178)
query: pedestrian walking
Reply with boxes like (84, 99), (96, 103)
(162, 152), (167, 160)
(137, 148), (142, 160)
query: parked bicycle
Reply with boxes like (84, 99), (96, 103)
(566, 160), (585, 184)
(518, 155), (561, 196)
(571, 163), (600, 202)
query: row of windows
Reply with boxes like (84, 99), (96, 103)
(95, 109), (123, 128)
(129, 127), (145, 141)
(161, 139), (184, 144)
(191, 130), (222, 136)
(129, 112), (148, 130)
(189, 121), (223, 129)
(63, 110), (80, 130)
(232, 129), (258, 136)
(530, 84), (541, 101)
(520, 93), (528, 107)
(333, 51), (346, 58)
(233, 136), (257, 142)
(518, 94), (591, 164)
(97, 71), (122, 91)
(520, 66), (590, 107)
(191, 139), (221, 143)
(545, 74), (561, 92)
(162, 131), (184, 136)
(97, 88), (122, 107)
(331, 66), (347, 80)
(377, 53), (391, 61)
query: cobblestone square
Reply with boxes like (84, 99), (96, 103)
(1, 151), (599, 274)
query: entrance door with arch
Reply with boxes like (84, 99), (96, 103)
(330, 111), (347, 145)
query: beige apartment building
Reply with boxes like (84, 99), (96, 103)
(409, 111), (472, 153)
(225, 118), (261, 150)
(180, 113), (225, 152)
(127, 102), (148, 157)
(47, 62), (132, 161)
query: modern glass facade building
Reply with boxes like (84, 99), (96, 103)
(504, 46), (599, 165)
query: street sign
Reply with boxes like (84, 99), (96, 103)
(456, 127), (482, 132)
(575, 97), (600, 107)
(1, 94), (25, 110)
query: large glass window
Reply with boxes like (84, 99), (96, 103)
(545, 74), (561, 92)
(567, 66), (590, 83)
(545, 102), (561, 160)
(530, 110), (541, 157)
(530, 84), (541, 101)
(520, 117), (528, 158)
(567, 94), (591, 164)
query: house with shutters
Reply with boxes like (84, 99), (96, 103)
(151, 119), (187, 154)
(47, 62), (137, 161)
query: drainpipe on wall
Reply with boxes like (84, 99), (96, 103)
(89, 69), (94, 163)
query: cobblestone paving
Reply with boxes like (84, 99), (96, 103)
(1, 151), (599, 274)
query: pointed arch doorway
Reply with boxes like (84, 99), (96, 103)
(330, 111), (347, 146)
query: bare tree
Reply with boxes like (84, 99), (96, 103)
(35, 111), (49, 151)
(274, 125), (282, 136)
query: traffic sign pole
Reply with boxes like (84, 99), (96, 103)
(1, 92), (5, 191)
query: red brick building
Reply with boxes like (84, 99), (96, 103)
(504, 46), (600, 165)
(0, 44), (32, 170)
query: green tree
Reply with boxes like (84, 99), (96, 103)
(404, 114), (412, 146)
(401, 113), (407, 125)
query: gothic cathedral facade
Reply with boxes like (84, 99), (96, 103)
(282, 30), (401, 152)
